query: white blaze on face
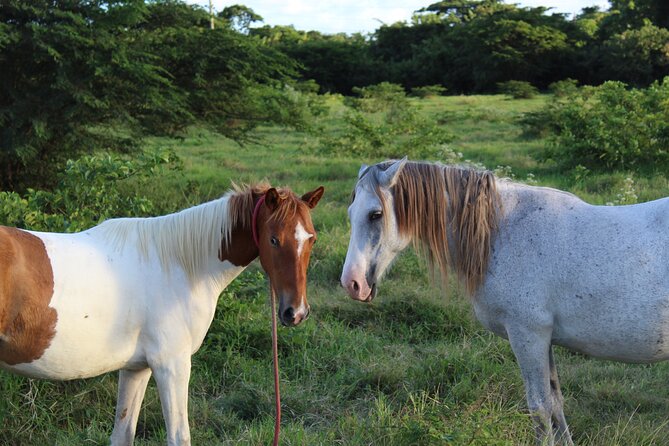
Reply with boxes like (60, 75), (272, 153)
(295, 221), (313, 257)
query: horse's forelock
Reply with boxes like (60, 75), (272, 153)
(228, 183), (305, 230)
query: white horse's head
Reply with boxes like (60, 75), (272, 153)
(340, 158), (410, 301)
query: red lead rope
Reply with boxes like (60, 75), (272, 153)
(252, 194), (281, 445)
(269, 285), (281, 446)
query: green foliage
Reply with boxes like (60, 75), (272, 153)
(350, 82), (409, 114)
(549, 78), (580, 97)
(0, 149), (181, 232)
(0, 0), (311, 190)
(138, 1), (316, 140)
(218, 4), (263, 34)
(599, 21), (669, 86)
(525, 79), (669, 171)
(318, 84), (452, 159)
(275, 0), (668, 96)
(275, 34), (381, 94)
(497, 80), (539, 99)
(410, 84), (448, 98)
(602, 0), (669, 34)
(0, 0), (178, 190)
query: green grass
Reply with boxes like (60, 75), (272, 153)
(2, 94), (669, 445)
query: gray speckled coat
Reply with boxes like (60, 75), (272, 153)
(341, 159), (669, 446)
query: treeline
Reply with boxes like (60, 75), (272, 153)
(3, 0), (669, 190)
(251, 0), (669, 94)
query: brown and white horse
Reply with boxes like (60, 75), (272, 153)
(0, 183), (324, 445)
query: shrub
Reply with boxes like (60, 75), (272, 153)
(0, 149), (181, 232)
(318, 107), (452, 160)
(523, 79), (669, 171)
(410, 85), (447, 98)
(350, 82), (409, 113)
(548, 78), (580, 97)
(497, 80), (539, 99)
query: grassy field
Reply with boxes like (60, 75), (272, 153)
(2, 94), (669, 445)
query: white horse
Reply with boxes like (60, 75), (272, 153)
(340, 158), (669, 445)
(0, 183), (324, 445)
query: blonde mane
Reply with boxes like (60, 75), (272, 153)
(97, 183), (301, 282)
(369, 162), (500, 295)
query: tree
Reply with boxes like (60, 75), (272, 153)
(219, 4), (263, 34)
(599, 21), (669, 85)
(0, 0), (309, 190)
(605, 0), (669, 32)
(0, 0), (184, 190)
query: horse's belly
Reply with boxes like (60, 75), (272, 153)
(551, 305), (669, 363)
(553, 335), (669, 363)
(1, 308), (144, 380)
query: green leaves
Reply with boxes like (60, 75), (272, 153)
(1, 0), (309, 190)
(318, 83), (453, 159)
(524, 79), (669, 171)
(0, 149), (181, 232)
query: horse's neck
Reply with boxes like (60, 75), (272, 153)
(495, 181), (585, 222)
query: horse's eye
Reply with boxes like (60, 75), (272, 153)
(270, 236), (279, 247)
(369, 210), (383, 221)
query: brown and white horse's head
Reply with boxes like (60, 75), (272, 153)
(253, 186), (324, 326)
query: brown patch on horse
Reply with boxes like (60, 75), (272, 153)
(0, 226), (57, 365)
(371, 162), (500, 296)
(218, 224), (258, 266)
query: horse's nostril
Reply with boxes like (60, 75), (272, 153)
(352, 280), (359, 292)
(283, 307), (295, 323)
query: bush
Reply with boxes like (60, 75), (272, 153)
(0, 149), (181, 232)
(317, 83), (452, 159)
(548, 78), (580, 97)
(410, 85), (447, 98)
(497, 80), (539, 99)
(350, 82), (408, 113)
(523, 78), (669, 171)
(318, 108), (453, 160)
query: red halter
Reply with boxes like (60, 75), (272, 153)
(251, 194), (266, 248)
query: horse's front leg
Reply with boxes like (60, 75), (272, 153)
(506, 324), (555, 446)
(549, 346), (573, 445)
(110, 368), (152, 446)
(151, 353), (192, 446)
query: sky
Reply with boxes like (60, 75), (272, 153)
(186, 1), (611, 35)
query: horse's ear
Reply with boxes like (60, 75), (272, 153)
(358, 164), (369, 179)
(265, 188), (281, 212)
(378, 157), (407, 187)
(302, 186), (325, 209)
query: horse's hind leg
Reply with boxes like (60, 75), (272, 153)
(548, 347), (573, 445)
(506, 325), (556, 446)
(110, 368), (152, 446)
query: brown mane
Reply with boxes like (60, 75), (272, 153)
(372, 162), (500, 296)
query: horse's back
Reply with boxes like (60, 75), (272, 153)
(477, 186), (669, 363)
